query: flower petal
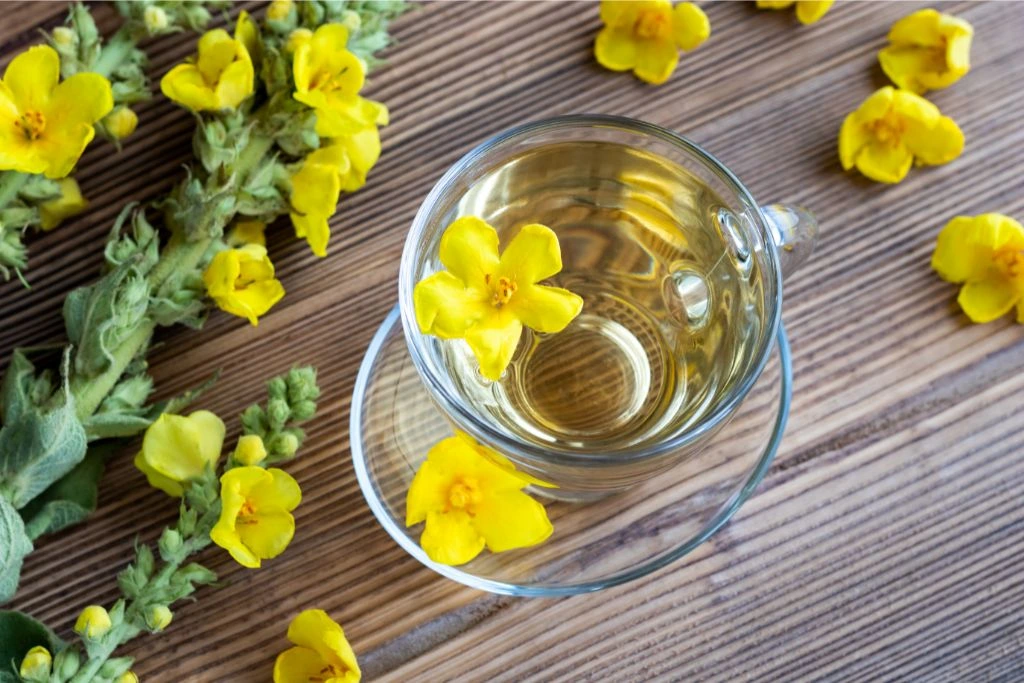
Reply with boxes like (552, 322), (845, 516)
(672, 3), (710, 51)
(274, 646), (328, 683)
(498, 223), (563, 285)
(600, 0), (643, 27)
(134, 451), (185, 497)
(594, 27), (638, 72)
(633, 39), (678, 85)
(795, 1), (833, 25)
(48, 72), (114, 126)
(421, 510), (485, 565)
(160, 64), (219, 112)
(878, 46), (933, 93)
(855, 142), (913, 184)
(4, 46), (59, 111)
(509, 284), (583, 334)
(140, 411), (224, 483)
(931, 216), (989, 283)
(214, 56), (255, 109)
(473, 490), (553, 553)
(439, 216), (500, 286)
(237, 509), (295, 560)
(465, 311), (523, 381)
(405, 455), (453, 527)
(413, 271), (489, 339)
(287, 609), (343, 651)
(254, 468), (302, 512)
(190, 410), (228, 469)
(891, 89), (940, 128)
(838, 114), (869, 171)
(958, 278), (1019, 324)
(904, 115), (963, 167)
(855, 86), (895, 121)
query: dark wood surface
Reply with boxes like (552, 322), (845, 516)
(4, 1), (1024, 680)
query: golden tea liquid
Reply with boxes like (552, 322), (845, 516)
(435, 140), (766, 453)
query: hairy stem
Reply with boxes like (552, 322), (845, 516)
(71, 321), (155, 421)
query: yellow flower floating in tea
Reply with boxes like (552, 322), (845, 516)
(932, 213), (1024, 324)
(838, 86), (963, 184)
(406, 433), (554, 566)
(879, 9), (973, 95)
(274, 609), (361, 683)
(756, 0), (834, 25)
(595, 0), (711, 85)
(414, 216), (583, 380)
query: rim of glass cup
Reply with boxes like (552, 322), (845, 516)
(398, 114), (784, 466)
(350, 307), (792, 596)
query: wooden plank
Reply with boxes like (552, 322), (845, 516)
(3, 1), (1023, 681)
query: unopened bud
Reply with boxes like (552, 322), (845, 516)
(267, 0), (293, 21)
(19, 647), (51, 682)
(267, 397), (290, 428)
(145, 605), (173, 632)
(158, 528), (183, 558)
(286, 28), (313, 54)
(341, 10), (362, 32)
(52, 26), (77, 48)
(234, 434), (267, 466)
(104, 106), (138, 140)
(144, 6), (169, 32)
(271, 432), (300, 457)
(74, 605), (112, 639)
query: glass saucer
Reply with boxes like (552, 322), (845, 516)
(350, 306), (792, 597)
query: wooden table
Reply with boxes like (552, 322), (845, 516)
(4, 1), (1024, 680)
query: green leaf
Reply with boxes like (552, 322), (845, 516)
(82, 412), (153, 441)
(0, 498), (33, 604)
(0, 610), (63, 677)
(0, 350), (35, 424)
(19, 448), (106, 540)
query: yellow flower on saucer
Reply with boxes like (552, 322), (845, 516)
(838, 86), (963, 184)
(160, 29), (254, 112)
(931, 213), (1024, 324)
(203, 244), (285, 326)
(595, 1), (710, 85)
(756, 0), (833, 25)
(273, 610), (361, 683)
(879, 9), (973, 95)
(134, 411), (225, 497)
(39, 178), (88, 230)
(289, 146), (343, 257)
(211, 466), (301, 569)
(0, 45), (113, 178)
(414, 217), (583, 380)
(406, 434), (553, 566)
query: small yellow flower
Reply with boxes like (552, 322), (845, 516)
(932, 214), (1024, 324)
(234, 434), (268, 466)
(160, 29), (254, 112)
(74, 605), (112, 639)
(595, 1), (710, 85)
(838, 86), (963, 184)
(0, 45), (113, 178)
(879, 9), (973, 94)
(134, 411), (225, 497)
(203, 244), (285, 326)
(273, 610), (360, 683)
(267, 0), (294, 22)
(117, 673), (140, 683)
(211, 466), (301, 569)
(226, 219), (267, 247)
(289, 146), (343, 257)
(756, 0), (834, 25)
(414, 217), (583, 380)
(144, 6), (169, 32)
(103, 106), (138, 141)
(19, 646), (52, 682)
(145, 604), (173, 632)
(39, 178), (88, 231)
(406, 434), (553, 565)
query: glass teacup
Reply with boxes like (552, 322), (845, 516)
(398, 115), (816, 500)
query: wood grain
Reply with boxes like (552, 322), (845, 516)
(4, 1), (1024, 681)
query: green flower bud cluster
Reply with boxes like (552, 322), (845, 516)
(113, 0), (232, 38)
(0, 173), (69, 281)
(237, 367), (321, 466)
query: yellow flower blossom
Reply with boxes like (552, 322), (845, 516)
(160, 29), (254, 112)
(226, 219), (267, 247)
(414, 217), (583, 380)
(595, 1), (710, 85)
(203, 244), (285, 326)
(292, 24), (387, 137)
(838, 86), (963, 184)
(39, 178), (88, 231)
(134, 411), (225, 497)
(145, 604), (173, 632)
(406, 433), (553, 565)
(757, 0), (833, 25)
(103, 106), (138, 141)
(932, 213), (1024, 324)
(879, 9), (973, 94)
(211, 466), (301, 569)
(74, 605), (112, 639)
(289, 146), (343, 257)
(0, 45), (113, 178)
(19, 647), (51, 682)
(273, 610), (360, 683)
(234, 434), (268, 466)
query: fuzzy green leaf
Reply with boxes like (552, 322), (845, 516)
(19, 448), (105, 540)
(0, 498), (33, 604)
(0, 609), (63, 677)
(0, 350), (36, 424)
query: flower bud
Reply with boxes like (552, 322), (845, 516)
(54, 647), (81, 679)
(104, 106), (139, 141)
(51, 26), (77, 49)
(144, 5), (169, 32)
(286, 367), (319, 403)
(267, 0), (293, 21)
(234, 434), (268, 466)
(272, 432), (300, 458)
(145, 605), (173, 632)
(74, 605), (113, 639)
(158, 528), (183, 559)
(267, 377), (288, 400)
(267, 397), (290, 429)
(291, 400), (317, 421)
(341, 10), (362, 32)
(98, 657), (134, 680)
(286, 28), (313, 54)
(118, 672), (140, 683)
(19, 646), (51, 682)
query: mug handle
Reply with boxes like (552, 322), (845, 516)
(761, 204), (819, 279)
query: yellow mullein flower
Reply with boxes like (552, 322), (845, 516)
(235, 10), (261, 63)
(234, 434), (268, 466)
(145, 604), (173, 632)
(273, 610), (360, 683)
(0, 45), (113, 178)
(226, 219), (267, 247)
(203, 244), (285, 326)
(595, 1), (710, 85)
(103, 106), (138, 141)
(19, 647), (52, 682)
(406, 434), (553, 565)
(932, 214), (1024, 324)
(879, 9), (973, 94)
(210, 466), (301, 569)
(134, 411), (225, 497)
(414, 217), (583, 381)
(289, 146), (343, 257)
(74, 605), (112, 639)
(160, 29), (254, 112)
(292, 24), (388, 137)
(757, 0), (834, 25)
(453, 431), (556, 489)
(39, 178), (88, 230)
(838, 86), (963, 184)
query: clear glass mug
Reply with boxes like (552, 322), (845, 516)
(398, 115), (816, 499)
